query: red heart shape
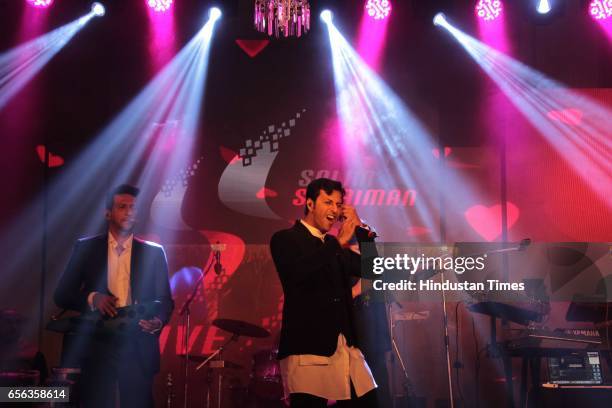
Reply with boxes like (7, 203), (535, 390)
(464, 202), (519, 241)
(432, 147), (452, 159)
(546, 108), (583, 126)
(36, 145), (64, 168)
(219, 146), (240, 164)
(256, 187), (278, 199)
(235, 39), (270, 58)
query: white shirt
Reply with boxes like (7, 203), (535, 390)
(300, 219), (326, 241)
(107, 233), (133, 307)
(87, 233), (133, 309)
(278, 220), (377, 400)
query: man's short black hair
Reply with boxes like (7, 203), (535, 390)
(304, 178), (345, 215)
(105, 184), (140, 210)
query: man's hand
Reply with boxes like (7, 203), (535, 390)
(92, 293), (118, 317)
(139, 317), (163, 334)
(337, 205), (362, 247)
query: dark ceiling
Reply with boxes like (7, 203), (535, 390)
(0, 0), (609, 170)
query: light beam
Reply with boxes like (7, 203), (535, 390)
(435, 16), (612, 209)
(0, 8), (98, 111)
(537, 0), (551, 14)
(0, 8), (223, 349)
(324, 17), (486, 242)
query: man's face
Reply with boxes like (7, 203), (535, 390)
(307, 189), (343, 233)
(107, 194), (137, 233)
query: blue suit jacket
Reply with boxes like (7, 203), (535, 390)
(54, 233), (174, 373)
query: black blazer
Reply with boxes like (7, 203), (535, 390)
(54, 234), (174, 373)
(270, 221), (363, 359)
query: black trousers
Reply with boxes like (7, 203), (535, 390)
(289, 388), (379, 408)
(80, 334), (154, 408)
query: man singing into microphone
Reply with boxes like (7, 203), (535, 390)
(54, 184), (174, 408)
(270, 178), (378, 407)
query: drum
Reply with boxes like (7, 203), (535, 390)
(249, 349), (283, 400)
(0, 370), (39, 386)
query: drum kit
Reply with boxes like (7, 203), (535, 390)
(178, 317), (285, 408)
(46, 310), (284, 407)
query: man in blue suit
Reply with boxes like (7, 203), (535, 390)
(54, 184), (174, 407)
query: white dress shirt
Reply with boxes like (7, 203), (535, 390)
(278, 220), (377, 400)
(87, 233), (133, 309)
(107, 233), (133, 307)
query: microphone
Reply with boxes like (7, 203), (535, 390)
(338, 214), (378, 241)
(355, 223), (378, 241)
(212, 241), (225, 275)
(357, 225), (378, 239)
(519, 238), (532, 251)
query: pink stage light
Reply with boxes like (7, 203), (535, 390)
(357, 3), (390, 70)
(147, 0), (173, 13)
(146, 0), (177, 73)
(475, 0), (503, 21)
(589, 0), (612, 20)
(26, 0), (54, 8)
(365, 0), (392, 20)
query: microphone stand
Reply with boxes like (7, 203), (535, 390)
(194, 333), (239, 408)
(178, 254), (215, 408)
(359, 230), (414, 404)
(435, 239), (530, 408)
(387, 300), (412, 401)
(439, 267), (455, 408)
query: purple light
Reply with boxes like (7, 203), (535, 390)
(26, 0), (54, 8)
(475, 0), (503, 21)
(365, 0), (392, 20)
(146, 0), (173, 13)
(589, 0), (612, 20)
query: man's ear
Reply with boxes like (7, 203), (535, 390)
(306, 198), (314, 212)
(105, 210), (111, 221)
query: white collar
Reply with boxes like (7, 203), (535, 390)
(108, 232), (133, 249)
(300, 219), (326, 241)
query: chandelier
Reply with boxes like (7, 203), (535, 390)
(254, 0), (311, 38)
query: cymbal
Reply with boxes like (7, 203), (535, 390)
(177, 355), (243, 369)
(212, 318), (270, 338)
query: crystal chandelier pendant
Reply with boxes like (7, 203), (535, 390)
(254, 0), (311, 38)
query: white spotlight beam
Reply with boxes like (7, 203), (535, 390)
(70, 9), (222, 235)
(209, 7), (222, 21)
(436, 18), (612, 208)
(321, 10), (333, 24)
(0, 12), (96, 110)
(91, 2), (105, 17)
(135, 10), (221, 208)
(433, 12), (447, 26)
(0, 10), (222, 285)
(324, 21), (485, 240)
(537, 0), (551, 14)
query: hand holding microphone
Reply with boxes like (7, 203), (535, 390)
(337, 205), (362, 246)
